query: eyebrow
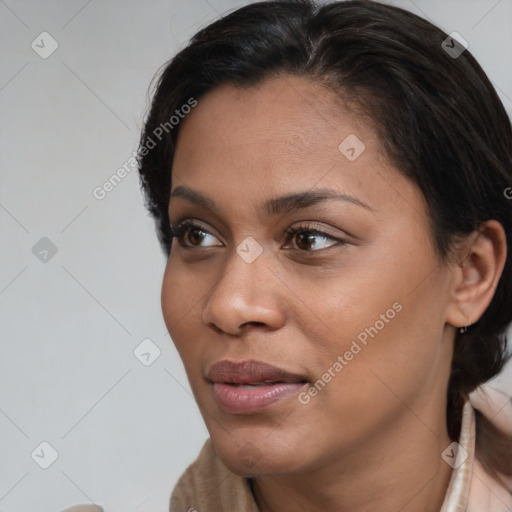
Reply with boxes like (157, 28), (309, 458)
(170, 185), (373, 216)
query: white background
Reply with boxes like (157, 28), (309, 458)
(1, 1), (511, 511)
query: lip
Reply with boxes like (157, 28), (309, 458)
(207, 360), (308, 414)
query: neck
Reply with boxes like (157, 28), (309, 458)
(251, 403), (454, 512)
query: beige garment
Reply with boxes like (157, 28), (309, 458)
(170, 387), (512, 512)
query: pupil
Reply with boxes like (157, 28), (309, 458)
(189, 230), (204, 245)
(298, 233), (314, 250)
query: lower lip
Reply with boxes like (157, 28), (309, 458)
(213, 382), (307, 414)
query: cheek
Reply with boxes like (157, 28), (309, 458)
(319, 274), (448, 414)
(161, 262), (179, 328)
(161, 260), (202, 360)
(294, 247), (448, 393)
(283, 259), (402, 360)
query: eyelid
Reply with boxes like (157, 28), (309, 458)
(170, 218), (214, 236)
(171, 219), (347, 252)
(283, 224), (346, 251)
(171, 219), (223, 248)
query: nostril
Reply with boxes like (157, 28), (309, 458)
(208, 323), (224, 334)
(242, 321), (266, 328)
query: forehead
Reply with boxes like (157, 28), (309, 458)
(175, 75), (376, 166)
(171, 75), (426, 226)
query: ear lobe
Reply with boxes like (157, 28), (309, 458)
(446, 220), (507, 330)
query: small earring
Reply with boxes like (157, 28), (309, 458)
(459, 325), (468, 334)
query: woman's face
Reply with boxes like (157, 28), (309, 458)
(162, 75), (456, 476)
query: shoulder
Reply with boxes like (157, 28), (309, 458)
(468, 457), (512, 512)
(468, 385), (512, 512)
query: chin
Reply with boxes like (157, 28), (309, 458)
(209, 430), (307, 477)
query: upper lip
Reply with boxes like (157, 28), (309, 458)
(207, 360), (308, 384)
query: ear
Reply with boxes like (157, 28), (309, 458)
(445, 220), (507, 329)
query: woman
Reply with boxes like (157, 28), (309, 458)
(137, 1), (512, 510)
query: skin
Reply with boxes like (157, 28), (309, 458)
(161, 75), (506, 512)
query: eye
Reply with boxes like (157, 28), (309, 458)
(171, 220), (222, 248)
(170, 219), (346, 253)
(283, 224), (345, 251)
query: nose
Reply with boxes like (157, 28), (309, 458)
(202, 246), (286, 336)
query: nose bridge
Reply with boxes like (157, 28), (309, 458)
(220, 235), (268, 293)
(202, 240), (284, 333)
(211, 240), (267, 307)
(223, 256), (255, 297)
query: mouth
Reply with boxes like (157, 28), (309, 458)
(207, 360), (309, 414)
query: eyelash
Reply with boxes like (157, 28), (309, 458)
(170, 219), (346, 252)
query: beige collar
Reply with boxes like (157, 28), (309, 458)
(440, 399), (475, 511)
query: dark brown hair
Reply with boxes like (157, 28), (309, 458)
(138, 0), (512, 477)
